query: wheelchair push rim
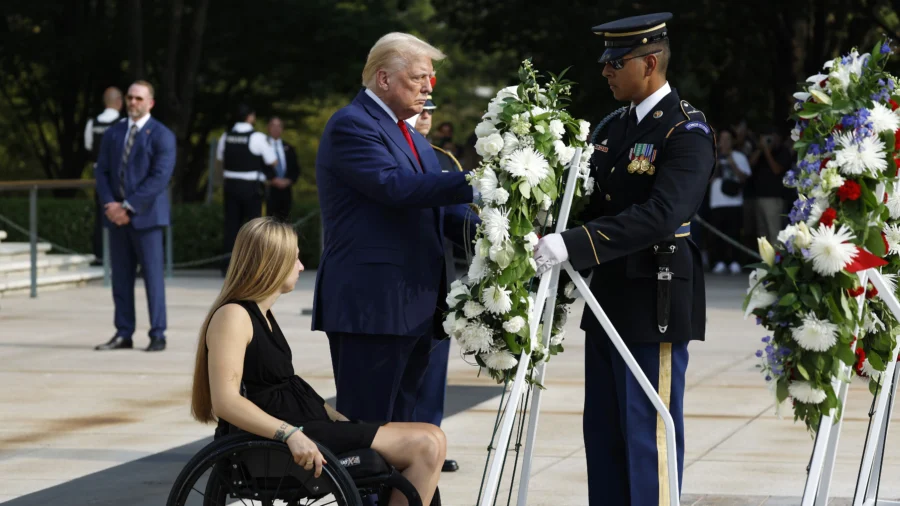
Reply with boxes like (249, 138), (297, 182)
(167, 433), (363, 506)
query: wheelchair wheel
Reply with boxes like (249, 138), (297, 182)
(167, 433), (363, 506)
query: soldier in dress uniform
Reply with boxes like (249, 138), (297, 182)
(533, 13), (716, 505)
(85, 87), (123, 265)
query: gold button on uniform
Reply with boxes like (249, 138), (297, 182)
(605, 194), (611, 201)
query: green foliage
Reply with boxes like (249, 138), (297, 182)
(0, 197), (322, 268)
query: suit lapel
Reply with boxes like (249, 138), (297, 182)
(356, 91), (420, 173)
(613, 91), (680, 162)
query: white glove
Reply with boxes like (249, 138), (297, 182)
(533, 233), (568, 276)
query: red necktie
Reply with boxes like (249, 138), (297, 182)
(398, 119), (422, 171)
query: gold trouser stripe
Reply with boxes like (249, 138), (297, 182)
(582, 225), (600, 265)
(657, 343), (673, 506)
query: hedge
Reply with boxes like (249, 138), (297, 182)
(0, 197), (322, 269)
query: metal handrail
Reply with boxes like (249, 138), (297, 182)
(0, 179), (173, 298)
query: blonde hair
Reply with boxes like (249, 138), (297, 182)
(362, 32), (446, 89)
(191, 217), (298, 423)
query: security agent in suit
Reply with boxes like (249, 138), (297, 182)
(533, 13), (715, 505)
(409, 95), (467, 473)
(85, 87), (123, 265)
(266, 116), (301, 221)
(216, 104), (278, 274)
(93, 81), (176, 352)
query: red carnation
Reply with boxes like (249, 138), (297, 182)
(848, 286), (865, 297)
(850, 335), (858, 346)
(866, 283), (879, 299)
(835, 124), (844, 132)
(820, 159), (829, 171)
(838, 180), (861, 202)
(820, 207), (838, 227)
(884, 232), (891, 255)
(885, 192), (890, 204)
(855, 347), (867, 374)
(891, 99), (899, 111)
(895, 129), (900, 150)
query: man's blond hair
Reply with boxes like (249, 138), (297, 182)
(362, 33), (446, 89)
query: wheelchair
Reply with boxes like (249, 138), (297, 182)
(167, 431), (441, 506)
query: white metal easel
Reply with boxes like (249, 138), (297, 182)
(478, 147), (681, 506)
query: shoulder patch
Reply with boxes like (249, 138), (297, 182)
(684, 121), (710, 134)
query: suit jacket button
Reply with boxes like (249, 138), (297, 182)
(605, 194), (611, 201)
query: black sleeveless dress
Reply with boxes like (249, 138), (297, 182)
(215, 300), (383, 453)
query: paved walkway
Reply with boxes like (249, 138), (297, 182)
(0, 271), (897, 505)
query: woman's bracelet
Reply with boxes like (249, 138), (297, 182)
(280, 425), (303, 443)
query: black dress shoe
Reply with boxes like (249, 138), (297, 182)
(145, 338), (166, 352)
(441, 459), (458, 472)
(95, 336), (133, 350)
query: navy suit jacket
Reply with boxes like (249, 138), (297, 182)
(94, 117), (176, 229)
(313, 90), (477, 337)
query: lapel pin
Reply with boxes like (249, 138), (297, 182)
(653, 110), (663, 119)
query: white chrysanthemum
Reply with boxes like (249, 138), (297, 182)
(548, 119), (565, 139)
(819, 167), (845, 193)
(564, 282), (576, 298)
(481, 349), (518, 370)
(789, 381), (828, 404)
(583, 176), (596, 195)
(887, 184), (900, 219)
(553, 140), (575, 165)
(809, 225), (858, 276)
(835, 132), (887, 176)
(442, 311), (467, 337)
(481, 207), (511, 245)
(577, 120), (590, 142)
(476, 133), (505, 159)
(445, 280), (470, 308)
(500, 132), (520, 157)
(492, 188), (509, 205)
(503, 147), (550, 186)
(479, 167), (499, 201)
(884, 224), (900, 256)
(482, 284), (513, 315)
(475, 120), (498, 138)
(550, 329), (566, 346)
(463, 300), (486, 319)
(541, 194), (551, 211)
(861, 359), (884, 382)
(468, 254), (488, 281)
(882, 273), (898, 295)
(502, 316), (526, 333)
(791, 313), (839, 352)
(459, 323), (493, 353)
(863, 311), (886, 334)
(870, 102), (900, 134)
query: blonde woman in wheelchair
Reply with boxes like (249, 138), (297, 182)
(191, 217), (445, 505)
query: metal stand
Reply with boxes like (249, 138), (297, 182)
(479, 147), (680, 506)
(801, 269), (900, 506)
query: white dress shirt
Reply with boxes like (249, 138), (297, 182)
(365, 89), (399, 124)
(215, 122), (277, 164)
(119, 114), (152, 213)
(84, 108), (122, 151)
(630, 81), (672, 124)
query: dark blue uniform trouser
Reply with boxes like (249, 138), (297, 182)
(414, 337), (450, 426)
(327, 331), (434, 423)
(584, 331), (688, 506)
(109, 224), (166, 340)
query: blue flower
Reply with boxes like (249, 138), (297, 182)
(765, 375), (772, 381)
(756, 350), (763, 358)
(789, 196), (815, 224)
(889, 80), (896, 91)
(882, 42), (892, 55)
(762, 336), (771, 343)
(766, 311), (775, 319)
(808, 144), (821, 156)
(825, 135), (835, 152)
(785, 237), (795, 254)
(756, 316), (763, 325)
(801, 248), (811, 258)
(780, 347), (791, 356)
(801, 178), (813, 188)
(765, 345), (774, 354)
(784, 170), (798, 187)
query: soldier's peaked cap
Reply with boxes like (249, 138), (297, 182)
(592, 12), (672, 64)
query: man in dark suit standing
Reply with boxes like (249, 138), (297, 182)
(266, 116), (300, 221)
(93, 80), (176, 352)
(314, 32), (477, 439)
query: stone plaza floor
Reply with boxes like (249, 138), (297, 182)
(0, 271), (898, 505)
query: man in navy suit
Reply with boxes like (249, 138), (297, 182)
(94, 80), (176, 352)
(313, 33), (477, 448)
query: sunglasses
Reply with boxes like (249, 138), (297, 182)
(606, 49), (662, 70)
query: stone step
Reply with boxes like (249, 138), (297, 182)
(0, 242), (53, 263)
(0, 253), (97, 280)
(0, 265), (104, 297)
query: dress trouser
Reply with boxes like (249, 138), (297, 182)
(266, 186), (293, 222)
(222, 178), (263, 273)
(109, 224), (166, 340)
(584, 330), (689, 506)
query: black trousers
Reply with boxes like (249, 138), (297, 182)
(266, 186), (292, 222)
(222, 179), (263, 273)
(708, 205), (744, 265)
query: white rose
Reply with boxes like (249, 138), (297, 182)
(502, 316), (526, 333)
(492, 187), (509, 205)
(553, 140), (575, 165)
(496, 86), (518, 102)
(501, 132), (520, 157)
(549, 119), (565, 140)
(446, 282), (470, 308)
(475, 120), (498, 138)
(479, 133), (504, 158)
(577, 120), (590, 142)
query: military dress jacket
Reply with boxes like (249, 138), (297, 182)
(560, 89), (716, 343)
